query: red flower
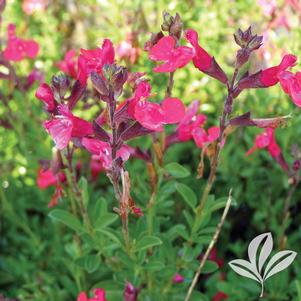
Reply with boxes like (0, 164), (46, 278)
(35, 83), (56, 112)
(77, 288), (107, 301)
(246, 128), (289, 171)
(238, 54), (297, 90)
(246, 128), (280, 158)
(37, 167), (61, 189)
(3, 24), (39, 61)
(212, 291), (228, 301)
(47, 183), (63, 208)
(134, 97), (185, 131)
(176, 100), (207, 141)
(185, 29), (227, 83)
(37, 167), (65, 208)
(148, 35), (194, 72)
(44, 105), (93, 150)
(90, 155), (104, 179)
(82, 137), (132, 170)
(172, 273), (185, 283)
(57, 49), (78, 79)
(279, 71), (301, 107)
(123, 282), (139, 301)
(260, 54), (297, 86)
(78, 39), (115, 84)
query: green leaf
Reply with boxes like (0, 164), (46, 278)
(201, 260), (219, 274)
(96, 228), (123, 247)
(48, 209), (84, 233)
(165, 163), (190, 178)
(144, 260), (165, 271)
(78, 177), (89, 207)
(210, 196), (237, 212)
(75, 255), (100, 273)
(134, 236), (162, 252)
(95, 213), (118, 229)
(176, 183), (197, 210)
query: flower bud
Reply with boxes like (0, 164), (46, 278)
(111, 65), (128, 92)
(170, 13), (183, 40)
(123, 282), (138, 301)
(293, 160), (300, 171)
(144, 32), (164, 51)
(51, 74), (70, 99)
(90, 71), (109, 99)
(236, 48), (251, 68)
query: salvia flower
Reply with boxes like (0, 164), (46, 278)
(185, 29), (228, 84)
(57, 49), (78, 79)
(3, 24), (39, 61)
(148, 35), (194, 72)
(133, 97), (185, 131)
(212, 291), (228, 301)
(35, 83), (56, 112)
(246, 128), (289, 171)
(78, 39), (115, 84)
(238, 54), (297, 89)
(172, 273), (185, 283)
(82, 137), (132, 170)
(123, 282), (139, 301)
(44, 105), (93, 150)
(176, 100), (207, 141)
(77, 288), (107, 301)
(279, 71), (301, 107)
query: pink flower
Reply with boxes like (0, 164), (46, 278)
(82, 137), (132, 170)
(117, 33), (141, 64)
(57, 49), (78, 79)
(257, 0), (277, 16)
(35, 83), (56, 112)
(78, 39), (115, 84)
(185, 29), (227, 83)
(134, 97), (185, 131)
(77, 288), (107, 301)
(44, 105), (93, 150)
(172, 273), (184, 283)
(148, 35), (194, 72)
(212, 292), (228, 301)
(3, 24), (39, 61)
(279, 71), (301, 107)
(260, 54), (297, 87)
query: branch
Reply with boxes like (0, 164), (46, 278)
(184, 189), (233, 301)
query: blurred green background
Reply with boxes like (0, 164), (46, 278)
(1, 0), (301, 300)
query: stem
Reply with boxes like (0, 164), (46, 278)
(184, 190), (233, 301)
(192, 68), (238, 232)
(108, 89), (130, 252)
(165, 71), (175, 98)
(64, 148), (92, 232)
(279, 175), (300, 248)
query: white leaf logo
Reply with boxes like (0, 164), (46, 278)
(228, 232), (297, 297)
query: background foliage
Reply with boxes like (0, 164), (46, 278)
(1, 0), (301, 300)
